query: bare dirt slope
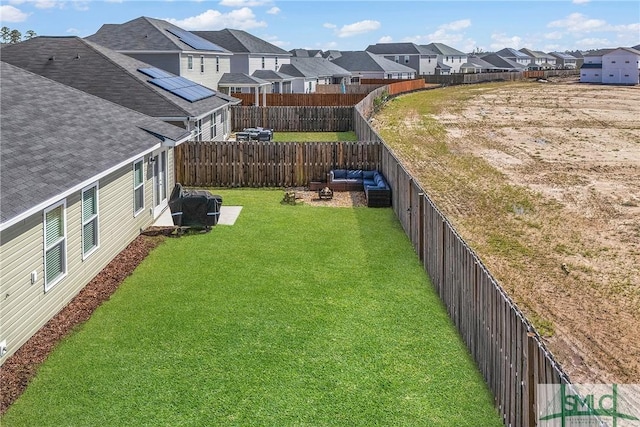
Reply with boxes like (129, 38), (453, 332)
(374, 79), (640, 383)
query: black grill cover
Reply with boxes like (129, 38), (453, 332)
(169, 184), (222, 227)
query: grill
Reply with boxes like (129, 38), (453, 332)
(168, 183), (222, 229)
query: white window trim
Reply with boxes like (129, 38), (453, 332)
(187, 55), (193, 70)
(133, 158), (145, 217)
(81, 182), (100, 260)
(44, 199), (67, 292)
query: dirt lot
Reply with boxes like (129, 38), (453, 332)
(374, 78), (640, 384)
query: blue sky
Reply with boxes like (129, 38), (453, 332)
(1, 0), (638, 52)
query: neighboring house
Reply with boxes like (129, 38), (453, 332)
(217, 73), (270, 105)
(193, 29), (292, 95)
(365, 42), (438, 75)
(566, 50), (584, 69)
(460, 55), (501, 73)
(0, 61), (191, 364)
(323, 50), (343, 61)
(329, 51), (416, 81)
(0, 36), (240, 141)
(601, 47), (640, 85)
(495, 48), (532, 66)
(519, 48), (556, 69)
(549, 52), (578, 69)
(479, 53), (526, 72)
(580, 48), (615, 83)
(278, 57), (351, 93)
(421, 42), (468, 73)
(86, 16), (232, 91)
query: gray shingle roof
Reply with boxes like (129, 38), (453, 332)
(421, 43), (466, 56)
(463, 55), (500, 70)
(496, 48), (531, 59)
(218, 73), (270, 86)
(479, 53), (526, 70)
(0, 61), (190, 226)
(193, 29), (291, 55)
(279, 57), (351, 78)
(251, 69), (295, 81)
(0, 36), (239, 119)
(549, 52), (577, 60)
(366, 43), (437, 56)
(330, 51), (416, 74)
(86, 16), (228, 53)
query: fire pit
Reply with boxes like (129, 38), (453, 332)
(318, 186), (334, 200)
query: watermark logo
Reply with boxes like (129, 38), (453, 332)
(538, 384), (640, 426)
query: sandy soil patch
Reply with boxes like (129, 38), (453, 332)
(376, 79), (640, 384)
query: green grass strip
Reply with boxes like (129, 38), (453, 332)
(2, 189), (501, 427)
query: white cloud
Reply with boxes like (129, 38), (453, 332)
(66, 27), (80, 34)
(574, 37), (613, 50)
(378, 35), (393, 43)
(440, 19), (471, 31)
(323, 23), (336, 29)
(266, 6), (279, 15)
(72, 1), (89, 11)
(0, 5), (29, 22)
(489, 32), (524, 50)
(544, 31), (564, 40)
(572, 0), (590, 4)
(548, 13), (606, 33)
(163, 7), (267, 30)
(335, 20), (380, 38)
(218, 0), (271, 6)
(33, 0), (60, 9)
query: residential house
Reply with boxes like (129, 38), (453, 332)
(580, 48), (615, 83)
(365, 42), (438, 75)
(278, 57), (351, 93)
(495, 48), (532, 67)
(0, 36), (240, 141)
(329, 51), (416, 81)
(86, 16), (232, 91)
(421, 42), (468, 73)
(549, 52), (578, 69)
(193, 29), (293, 95)
(479, 53), (526, 72)
(519, 48), (556, 69)
(289, 49), (323, 58)
(0, 61), (191, 363)
(601, 47), (640, 85)
(459, 55), (501, 73)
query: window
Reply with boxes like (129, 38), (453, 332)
(394, 55), (399, 63)
(404, 55), (409, 64)
(261, 57), (265, 69)
(230, 87), (241, 94)
(216, 56), (220, 72)
(133, 159), (144, 215)
(194, 118), (203, 141)
(44, 201), (66, 291)
(275, 57), (279, 69)
(625, 60), (630, 64)
(82, 184), (99, 258)
(200, 56), (205, 73)
(611, 61), (616, 64)
(210, 113), (217, 138)
(187, 55), (193, 70)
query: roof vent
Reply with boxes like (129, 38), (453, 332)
(48, 56), (55, 61)
(74, 53), (80, 60)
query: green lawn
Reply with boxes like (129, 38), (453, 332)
(2, 189), (501, 426)
(272, 131), (358, 142)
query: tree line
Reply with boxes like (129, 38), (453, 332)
(1, 27), (37, 44)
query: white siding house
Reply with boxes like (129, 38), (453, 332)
(602, 48), (640, 85)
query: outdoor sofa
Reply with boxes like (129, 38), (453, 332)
(327, 169), (391, 207)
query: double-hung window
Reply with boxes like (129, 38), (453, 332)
(82, 184), (99, 258)
(200, 56), (205, 73)
(44, 201), (66, 291)
(133, 159), (144, 216)
(216, 56), (220, 72)
(187, 55), (193, 70)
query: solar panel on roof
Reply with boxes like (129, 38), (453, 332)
(166, 28), (224, 52)
(148, 75), (215, 102)
(138, 67), (173, 79)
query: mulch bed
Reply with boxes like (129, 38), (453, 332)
(0, 234), (165, 415)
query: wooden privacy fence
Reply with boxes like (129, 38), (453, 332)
(233, 93), (366, 106)
(231, 106), (353, 132)
(174, 140), (382, 187)
(353, 87), (603, 426)
(315, 84), (383, 94)
(424, 69), (580, 85)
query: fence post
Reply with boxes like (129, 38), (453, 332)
(527, 332), (537, 427)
